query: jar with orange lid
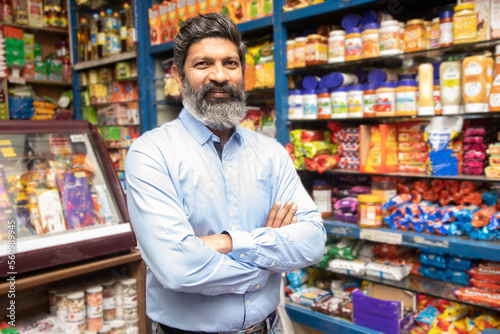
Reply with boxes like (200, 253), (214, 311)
(403, 19), (427, 53)
(395, 79), (417, 116)
(362, 22), (380, 58)
(358, 194), (382, 228)
(345, 27), (362, 61)
(286, 40), (295, 69)
(294, 37), (307, 68)
(454, 3), (477, 44)
(305, 34), (326, 66)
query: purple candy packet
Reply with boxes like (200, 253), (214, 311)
(333, 197), (358, 213)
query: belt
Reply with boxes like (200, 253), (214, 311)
(159, 310), (277, 334)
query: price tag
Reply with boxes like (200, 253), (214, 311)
(360, 229), (402, 245)
(413, 236), (449, 249)
(70, 134), (85, 143)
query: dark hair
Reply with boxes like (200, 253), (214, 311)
(173, 13), (246, 78)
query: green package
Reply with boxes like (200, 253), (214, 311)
(34, 61), (47, 80)
(116, 61), (131, 79)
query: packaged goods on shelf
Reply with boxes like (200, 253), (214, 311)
(239, 105), (276, 137)
(359, 124), (398, 173)
(248, 38), (275, 89)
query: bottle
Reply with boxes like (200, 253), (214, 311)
(90, 14), (99, 61)
(463, 55), (488, 113)
(433, 79), (442, 115)
(453, 3), (477, 44)
(440, 61), (462, 115)
(347, 85), (364, 118)
(418, 63), (435, 115)
(358, 194), (382, 228)
(97, 11), (106, 58)
(403, 19), (427, 53)
(313, 180), (332, 218)
(114, 12), (122, 53)
(429, 17), (440, 49)
(345, 27), (362, 61)
(105, 9), (120, 56)
(294, 37), (307, 68)
(363, 83), (377, 117)
(288, 90), (303, 119)
(375, 82), (396, 116)
(395, 79), (418, 116)
(439, 11), (453, 47)
(286, 40), (295, 69)
(490, 45), (500, 112)
(123, 3), (135, 52)
(78, 18), (90, 62)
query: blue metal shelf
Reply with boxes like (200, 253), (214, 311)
(323, 220), (500, 262)
(285, 302), (382, 334)
(150, 41), (175, 57)
(281, 0), (381, 23)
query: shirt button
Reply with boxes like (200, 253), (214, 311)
(247, 301), (250, 306)
(229, 195), (235, 202)
(240, 253), (245, 259)
(255, 285), (260, 289)
(271, 262), (276, 267)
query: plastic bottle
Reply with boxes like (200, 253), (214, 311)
(430, 17), (440, 49)
(424, 20), (432, 50)
(440, 61), (462, 115)
(78, 18), (90, 62)
(97, 11), (106, 59)
(395, 79), (418, 116)
(490, 45), (500, 112)
(328, 30), (345, 63)
(418, 63), (435, 115)
(433, 79), (442, 115)
(463, 55), (488, 113)
(363, 84), (377, 117)
(320, 72), (358, 90)
(379, 20), (400, 56)
(362, 22), (380, 58)
(317, 88), (332, 119)
(404, 19), (427, 53)
(114, 12), (122, 53)
(375, 82), (396, 116)
(330, 87), (348, 118)
(345, 27), (362, 61)
(367, 69), (397, 85)
(294, 37), (307, 68)
(303, 89), (318, 119)
(90, 14), (99, 61)
(439, 11), (453, 47)
(121, 4), (131, 52)
(487, 57), (494, 105)
(105, 9), (120, 56)
(347, 85), (364, 118)
(288, 90), (303, 119)
(453, 3), (477, 44)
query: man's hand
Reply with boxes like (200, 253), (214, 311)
(265, 200), (298, 228)
(198, 234), (233, 254)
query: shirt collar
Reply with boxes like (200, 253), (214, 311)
(179, 108), (244, 146)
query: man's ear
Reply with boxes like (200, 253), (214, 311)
(172, 65), (184, 92)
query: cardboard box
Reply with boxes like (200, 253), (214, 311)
(89, 69), (99, 84)
(25, 62), (35, 79)
(123, 82), (138, 101)
(34, 61), (46, 80)
(24, 47), (35, 62)
(28, 0), (43, 27)
(360, 124), (398, 173)
(34, 43), (42, 61)
(458, 0), (490, 41)
(127, 101), (139, 124)
(23, 33), (34, 47)
(116, 62), (131, 79)
(99, 67), (112, 83)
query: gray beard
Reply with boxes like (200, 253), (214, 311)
(181, 78), (246, 130)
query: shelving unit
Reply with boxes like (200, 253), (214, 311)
(24, 79), (73, 87)
(73, 51), (137, 71)
(3, 23), (69, 35)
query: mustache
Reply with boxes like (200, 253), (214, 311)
(196, 82), (245, 100)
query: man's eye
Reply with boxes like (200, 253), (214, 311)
(226, 61), (239, 67)
(195, 62), (209, 67)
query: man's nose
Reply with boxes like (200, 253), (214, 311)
(208, 63), (229, 83)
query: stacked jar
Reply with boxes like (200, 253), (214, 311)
(328, 30), (345, 63)
(67, 290), (86, 333)
(379, 20), (401, 55)
(363, 84), (377, 117)
(102, 279), (117, 323)
(395, 79), (418, 116)
(303, 89), (318, 119)
(109, 320), (126, 334)
(114, 280), (124, 320)
(362, 22), (380, 58)
(121, 278), (138, 322)
(288, 90), (304, 119)
(345, 27), (362, 61)
(403, 19), (427, 53)
(439, 11), (454, 47)
(86, 285), (104, 332)
(286, 40), (295, 69)
(294, 37), (307, 68)
(98, 325), (112, 334)
(347, 85), (364, 118)
(55, 290), (69, 321)
(330, 87), (348, 118)
(48, 288), (58, 316)
(375, 82), (397, 116)
(317, 88), (332, 119)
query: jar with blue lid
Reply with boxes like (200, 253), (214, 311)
(330, 87), (348, 118)
(288, 90), (304, 120)
(303, 89), (318, 119)
(347, 85), (364, 118)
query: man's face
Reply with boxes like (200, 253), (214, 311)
(173, 37), (246, 130)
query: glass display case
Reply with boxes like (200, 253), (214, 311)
(0, 120), (135, 276)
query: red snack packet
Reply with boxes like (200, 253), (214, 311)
(315, 154), (340, 174)
(459, 181), (475, 196)
(454, 287), (500, 309)
(463, 192), (482, 206)
(451, 193), (465, 205)
(471, 206), (497, 228)
(397, 182), (412, 194)
(423, 189), (439, 203)
(411, 190), (422, 203)
(285, 143), (294, 155)
(439, 190), (452, 206)
(301, 130), (324, 143)
(469, 266), (500, 282)
(304, 158), (318, 172)
(470, 278), (500, 292)
(413, 180), (429, 193)
(431, 180), (445, 193)
(444, 180), (460, 193)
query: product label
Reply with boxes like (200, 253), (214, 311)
(379, 31), (398, 51)
(375, 92), (395, 112)
(363, 93), (376, 114)
(103, 297), (116, 310)
(345, 37), (362, 59)
(396, 91), (417, 112)
(404, 29), (425, 51)
(430, 28), (440, 48)
(288, 96), (303, 118)
(331, 96), (347, 116)
(123, 296), (138, 308)
(359, 204), (382, 227)
(328, 38), (344, 60)
(87, 304), (103, 318)
(91, 33), (97, 45)
(492, 0), (500, 38)
(97, 32), (105, 45)
(347, 95), (362, 115)
(120, 26), (127, 39)
(313, 189), (331, 213)
(67, 311), (84, 324)
(305, 42), (321, 62)
(362, 33), (379, 57)
(465, 61), (482, 76)
(286, 48), (294, 68)
(454, 16), (477, 41)
(317, 98), (331, 116)
(433, 89), (442, 111)
(443, 68), (461, 100)
(440, 22), (453, 45)
(465, 82), (483, 97)
(294, 45), (305, 67)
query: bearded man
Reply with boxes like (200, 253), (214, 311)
(125, 13), (326, 334)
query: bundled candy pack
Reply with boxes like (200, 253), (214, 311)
(398, 121), (429, 173)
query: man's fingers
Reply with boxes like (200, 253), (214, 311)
(281, 204), (298, 227)
(272, 200), (293, 228)
(265, 201), (281, 228)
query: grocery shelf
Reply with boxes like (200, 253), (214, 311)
(3, 23), (68, 35)
(78, 76), (139, 89)
(24, 79), (73, 87)
(324, 169), (500, 182)
(285, 302), (382, 334)
(286, 38), (500, 76)
(323, 220), (500, 262)
(73, 51), (137, 71)
(149, 41), (174, 57)
(84, 100), (139, 107)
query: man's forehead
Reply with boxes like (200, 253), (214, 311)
(186, 37), (239, 58)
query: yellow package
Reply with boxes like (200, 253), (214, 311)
(30, 115), (53, 120)
(248, 38), (274, 89)
(244, 52), (255, 91)
(221, 0), (235, 22)
(34, 108), (56, 115)
(33, 101), (57, 109)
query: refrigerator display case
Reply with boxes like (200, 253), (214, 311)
(0, 120), (136, 276)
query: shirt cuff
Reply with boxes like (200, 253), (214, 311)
(224, 230), (257, 263)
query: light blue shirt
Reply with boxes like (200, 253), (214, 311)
(125, 109), (326, 332)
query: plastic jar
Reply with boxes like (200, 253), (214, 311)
(317, 88), (332, 119)
(345, 27), (362, 61)
(430, 17), (440, 49)
(328, 30), (345, 63)
(48, 288), (57, 316)
(86, 285), (104, 331)
(395, 79), (418, 116)
(363, 84), (377, 117)
(286, 40), (295, 69)
(301, 75), (320, 90)
(368, 69), (397, 85)
(439, 11), (454, 47)
(305, 34), (325, 66)
(362, 22), (380, 58)
(121, 278), (138, 309)
(347, 85), (364, 118)
(102, 279), (117, 322)
(403, 19), (427, 53)
(288, 90), (303, 119)
(320, 72), (358, 90)
(302, 89), (318, 119)
(330, 87), (348, 118)
(67, 291), (86, 333)
(358, 194), (382, 228)
(379, 20), (400, 55)
(55, 291), (68, 321)
(294, 37), (307, 68)
(371, 177), (397, 206)
(110, 320), (126, 334)
(375, 82), (396, 116)
(313, 180), (332, 218)
(424, 20), (432, 49)
(454, 3), (477, 44)
(320, 36), (328, 63)
(398, 22), (405, 51)
(341, 13), (361, 31)
(433, 79), (442, 115)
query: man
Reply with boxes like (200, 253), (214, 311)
(125, 13), (326, 334)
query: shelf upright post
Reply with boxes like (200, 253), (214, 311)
(69, 0), (82, 120)
(273, 0), (288, 146)
(135, 0), (156, 133)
